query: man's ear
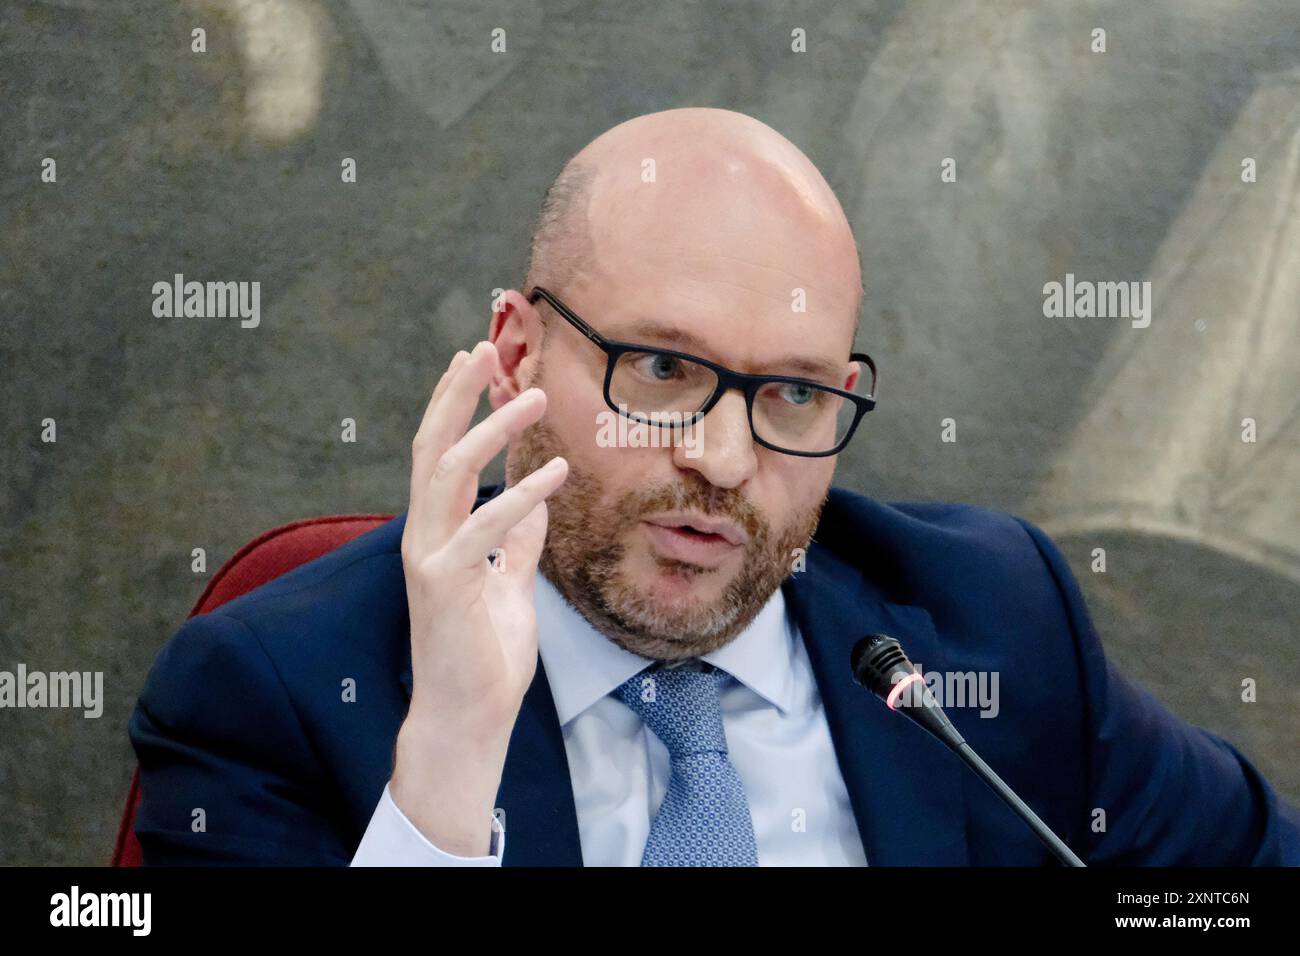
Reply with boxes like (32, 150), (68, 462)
(488, 289), (543, 409)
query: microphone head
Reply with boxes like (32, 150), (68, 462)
(850, 633), (917, 701)
(849, 632), (966, 747)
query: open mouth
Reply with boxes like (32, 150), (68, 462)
(640, 520), (741, 565)
(673, 525), (724, 540)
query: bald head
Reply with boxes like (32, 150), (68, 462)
(522, 108), (863, 342)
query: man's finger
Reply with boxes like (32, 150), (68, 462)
(406, 350), (468, 523)
(424, 387), (547, 544)
(431, 350), (469, 403)
(443, 456), (568, 571)
(406, 342), (496, 552)
(411, 344), (488, 489)
(498, 497), (549, 585)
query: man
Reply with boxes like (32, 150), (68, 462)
(129, 108), (1300, 866)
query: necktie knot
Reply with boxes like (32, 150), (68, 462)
(615, 662), (730, 759)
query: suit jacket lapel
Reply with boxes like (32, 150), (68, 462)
(494, 657), (584, 865)
(784, 541), (971, 866)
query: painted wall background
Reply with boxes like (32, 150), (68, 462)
(2, 0), (1297, 864)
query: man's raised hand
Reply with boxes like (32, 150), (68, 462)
(391, 340), (567, 857)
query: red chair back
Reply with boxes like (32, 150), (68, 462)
(110, 514), (394, 866)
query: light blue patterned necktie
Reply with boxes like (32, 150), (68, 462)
(614, 662), (760, 866)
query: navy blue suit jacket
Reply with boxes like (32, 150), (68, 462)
(129, 485), (1300, 865)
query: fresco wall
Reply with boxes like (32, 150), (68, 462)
(2, 0), (1297, 864)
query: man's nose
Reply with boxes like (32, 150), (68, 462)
(672, 389), (756, 488)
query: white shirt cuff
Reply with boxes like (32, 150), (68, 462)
(350, 781), (504, 866)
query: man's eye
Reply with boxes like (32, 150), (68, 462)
(778, 382), (818, 406)
(638, 353), (682, 380)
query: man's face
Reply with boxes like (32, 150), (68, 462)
(504, 298), (858, 661)
(503, 150), (862, 660)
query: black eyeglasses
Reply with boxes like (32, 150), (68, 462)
(527, 286), (877, 458)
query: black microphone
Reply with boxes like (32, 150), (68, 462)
(850, 633), (1085, 867)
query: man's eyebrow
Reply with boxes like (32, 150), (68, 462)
(621, 319), (846, 382)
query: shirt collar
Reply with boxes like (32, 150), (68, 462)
(534, 572), (798, 726)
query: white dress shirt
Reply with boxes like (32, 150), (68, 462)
(352, 574), (867, 866)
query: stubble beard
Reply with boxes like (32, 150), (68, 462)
(507, 418), (826, 661)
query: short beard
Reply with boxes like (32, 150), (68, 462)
(507, 417), (826, 661)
